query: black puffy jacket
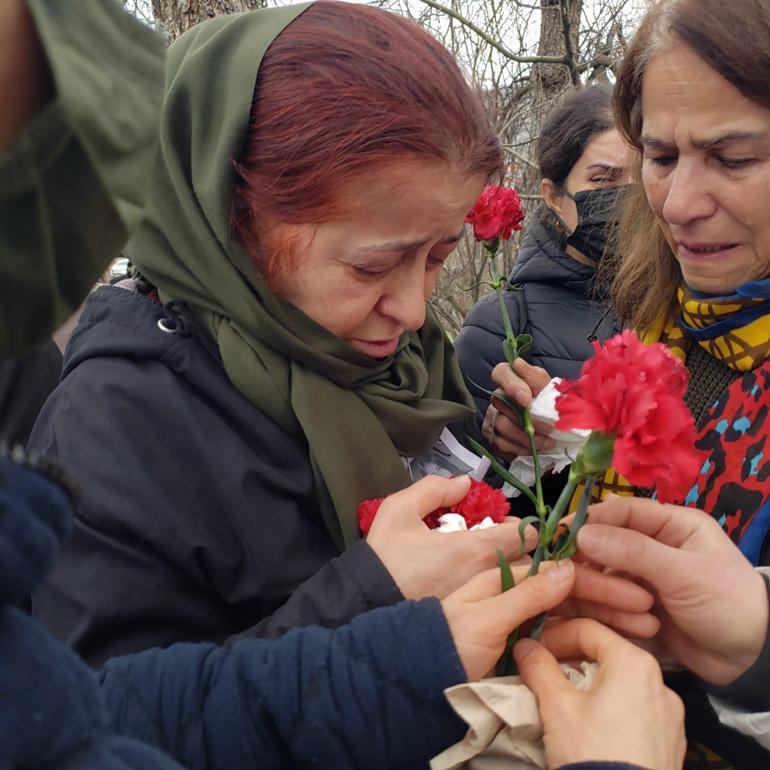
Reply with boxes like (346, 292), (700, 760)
(30, 285), (402, 666)
(454, 221), (619, 418)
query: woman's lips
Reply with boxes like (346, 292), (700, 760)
(349, 337), (400, 358)
(677, 241), (740, 261)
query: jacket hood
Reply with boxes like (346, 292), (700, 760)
(509, 220), (597, 295)
(62, 285), (219, 386)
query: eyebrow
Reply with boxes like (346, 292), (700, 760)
(360, 229), (464, 253)
(585, 163), (623, 173)
(640, 131), (770, 150)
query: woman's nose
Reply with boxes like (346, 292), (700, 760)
(378, 264), (428, 331)
(662, 160), (717, 226)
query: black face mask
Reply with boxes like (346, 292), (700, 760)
(562, 185), (626, 263)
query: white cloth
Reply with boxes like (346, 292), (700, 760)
(430, 663), (598, 770)
(436, 514), (497, 533)
(709, 696), (770, 751)
(502, 378), (589, 498)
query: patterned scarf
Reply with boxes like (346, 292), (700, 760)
(580, 280), (770, 505)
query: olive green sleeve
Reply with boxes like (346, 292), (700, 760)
(0, 0), (165, 356)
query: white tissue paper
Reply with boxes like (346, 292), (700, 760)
(502, 377), (590, 498)
(436, 514), (497, 533)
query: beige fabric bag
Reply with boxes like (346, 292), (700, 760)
(431, 663), (598, 770)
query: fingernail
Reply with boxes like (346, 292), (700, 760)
(576, 526), (596, 548)
(515, 389), (530, 405)
(548, 559), (574, 581)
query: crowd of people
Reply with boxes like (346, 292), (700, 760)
(2, 0), (770, 768)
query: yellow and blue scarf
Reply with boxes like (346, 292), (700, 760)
(579, 279), (770, 505)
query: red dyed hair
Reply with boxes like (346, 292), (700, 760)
(232, 0), (502, 289)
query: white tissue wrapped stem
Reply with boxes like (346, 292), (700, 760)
(502, 377), (590, 498)
(436, 514), (497, 533)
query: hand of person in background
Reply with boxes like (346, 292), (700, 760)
(576, 495), (769, 686)
(482, 359), (554, 460)
(515, 618), (686, 770)
(367, 476), (659, 636)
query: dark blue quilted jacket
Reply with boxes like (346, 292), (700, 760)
(0, 428), (647, 770)
(454, 221), (619, 418)
(0, 453), (177, 769)
(0, 455), (470, 770)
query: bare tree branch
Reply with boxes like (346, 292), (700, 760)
(419, 0), (567, 65)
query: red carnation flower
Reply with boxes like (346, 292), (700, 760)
(357, 479), (510, 537)
(465, 185), (526, 242)
(555, 330), (699, 502)
(357, 497), (384, 538)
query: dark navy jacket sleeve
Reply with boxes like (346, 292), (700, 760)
(0, 454), (182, 770)
(98, 598), (467, 770)
(31, 288), (402, 667)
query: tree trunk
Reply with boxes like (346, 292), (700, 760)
(532, 0), (583, 107)
(151, 0), (267, 42)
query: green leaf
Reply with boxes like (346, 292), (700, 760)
(459, 280), (495, 293)
(515, 333), (533, 350)
(495, 548), (521, 675)
(496, 547), (516, 593)
(515, 333), (533, 359)
(466, 375), (496, 398)
(517, 515), (541, 555)
(465, 377), (523, 420)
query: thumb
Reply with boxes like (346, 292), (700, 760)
(488, 560), (575, 631)
(515, 638), (576, 705)
(512, 357), (551, 395)
(376, 475), (472, 526)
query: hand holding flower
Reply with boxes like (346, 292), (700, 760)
(364, 476), (537, 601)
(577, 495), (769, 687)
(482, 359), (556, 460)
(441, 559), (659, 682)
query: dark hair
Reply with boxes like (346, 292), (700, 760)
(534, 84), (614, 239)
(537, 84), (615, 187)
(611, 0), (770, 330)
(232, 0), (502, 289)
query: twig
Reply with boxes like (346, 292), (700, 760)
(419, 0), (568, 65)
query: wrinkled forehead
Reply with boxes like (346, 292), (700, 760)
(640, 44), (770, 149)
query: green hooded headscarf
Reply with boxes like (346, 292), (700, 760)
(127, 3), (475, 549)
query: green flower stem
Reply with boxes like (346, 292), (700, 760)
(486, 241), (547, 519)
(527, 475), (596, 642)
(544, 467), (581, 541)
(521, 409), (546, 519)
(494, 281), (517, 354)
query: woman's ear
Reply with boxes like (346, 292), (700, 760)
(540, 178), (563, 214)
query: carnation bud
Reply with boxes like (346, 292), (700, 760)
(573, 431), (615, 476)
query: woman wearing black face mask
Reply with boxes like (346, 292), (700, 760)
(455, 85), (632, 459)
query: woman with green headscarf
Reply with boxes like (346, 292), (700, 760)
(30, 0), (530, 664)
